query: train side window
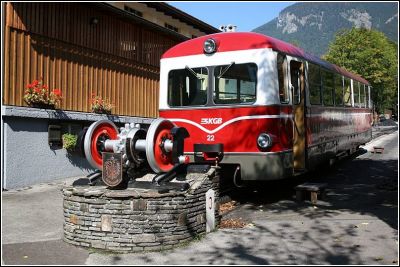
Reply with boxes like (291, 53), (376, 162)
(167, 67), (208, 107)
(360, 84), (366, 108)
(322, 69), (334, 106)
(308, 62), (321, 105)
(366, 86), (371, 108)
(343, 77), (352, 107)
(334, 74), (344, 106)
(353, 81), (360, 108)
(277, 54), (289, 104)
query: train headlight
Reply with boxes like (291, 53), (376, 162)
(257, 133), (272, 149)
(204, 38), (217, 54)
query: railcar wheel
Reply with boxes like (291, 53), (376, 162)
(146, 118), (176, 173)
(84, 120), (118, 170)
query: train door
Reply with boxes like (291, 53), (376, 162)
(289, 59), (306, 172)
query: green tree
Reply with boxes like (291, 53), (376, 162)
(323, 28), (398, 114)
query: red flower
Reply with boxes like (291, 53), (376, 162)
(52, 89), (62, 96)
(91, 94), (113, 113)
(24, 78), (62, 108)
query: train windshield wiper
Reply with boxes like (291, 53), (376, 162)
(217, 62), (235, 79)
(185, 66), (203, 80)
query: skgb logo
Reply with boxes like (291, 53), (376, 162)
(200, 118), (223, 125)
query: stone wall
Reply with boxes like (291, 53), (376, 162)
(62, 168), (220, 252)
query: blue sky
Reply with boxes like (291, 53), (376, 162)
(168, 2), (295, 32)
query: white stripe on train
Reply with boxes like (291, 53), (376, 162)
(169, 112), (371, 134)
(170, 114), (292, 134)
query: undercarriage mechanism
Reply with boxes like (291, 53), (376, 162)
(77, 118), (190, 188)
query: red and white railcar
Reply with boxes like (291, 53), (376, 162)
(158, 32), (373, 181)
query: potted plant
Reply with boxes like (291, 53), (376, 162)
(91, 94), (113, 114)
(62, 133), (78, 153)
(24, 78), (62, 109)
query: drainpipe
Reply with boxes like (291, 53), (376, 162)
(1, 2), (7, 189)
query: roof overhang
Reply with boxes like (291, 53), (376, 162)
(89, 2), (189, 42)
(142, 2), (221, 34)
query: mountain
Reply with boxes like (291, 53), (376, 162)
(252, 2), (398, 57)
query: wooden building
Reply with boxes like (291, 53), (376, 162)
(1, 2), (219, 189)
(3, 2), (219, 117)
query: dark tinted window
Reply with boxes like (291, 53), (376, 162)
(168, 67), (208, 107)
(308, 63), (321, 105)
(322, 69), (334, 106)
(334, 75), (343, 106)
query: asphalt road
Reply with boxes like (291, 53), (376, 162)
(2, 129), (398, 265)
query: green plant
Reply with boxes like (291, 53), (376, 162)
(62, 133), (78, 152)
(24, 78), (62, 108)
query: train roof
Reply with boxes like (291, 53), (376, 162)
(162, 32), (370, 85)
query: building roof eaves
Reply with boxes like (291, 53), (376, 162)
(92, 2), (189, 42)
(141, 2), (221, 34)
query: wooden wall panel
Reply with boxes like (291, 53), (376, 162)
(3, 2), (180, 117)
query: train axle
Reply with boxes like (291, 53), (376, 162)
(78, 118), (190, 187)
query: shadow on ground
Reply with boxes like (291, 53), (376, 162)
(215, 146), (398, 265)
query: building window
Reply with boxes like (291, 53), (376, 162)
(124, 5), (143, 17)
(165, 23), (179, 33)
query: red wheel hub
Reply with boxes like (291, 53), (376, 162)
(90, 124), (118, 169)
(154, 128), (174, 172)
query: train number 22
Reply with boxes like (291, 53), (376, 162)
(207, 135), (215, 141)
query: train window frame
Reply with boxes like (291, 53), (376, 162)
(367, 86), (371, 108)
(353, 81), (360, 108)
(277, 53), (289, 104)
(359, 83), (366, 108)
(167, 67), (209, 107)
(212, 62), (258, 105)
(290, 60), (302, 105)
(343, 77), (352, 107)
(308, 62), (322, 105)
(322, 68), (334, 106)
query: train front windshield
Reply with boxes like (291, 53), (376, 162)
(167, 63), (257, 107)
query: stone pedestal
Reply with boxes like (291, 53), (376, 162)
(62, 167), (220, 252)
